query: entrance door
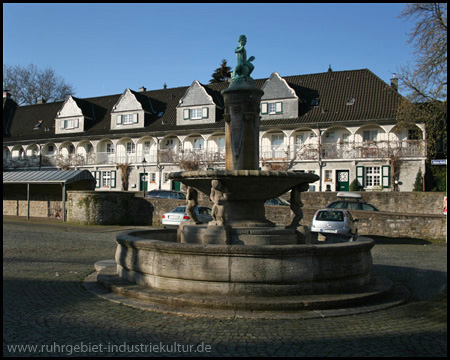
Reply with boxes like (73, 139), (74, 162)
(140, 173), (148, 192)
(171, 181), (181, 191)
(336, 170), (349, 191)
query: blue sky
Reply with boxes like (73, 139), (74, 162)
(3, 3), (414, 99)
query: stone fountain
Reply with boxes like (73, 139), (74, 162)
(90, 36), (404, 318)
(171, 34), (318, 246)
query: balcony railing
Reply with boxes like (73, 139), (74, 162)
(4, 140), (425, 170)
(320, 140), (425, 159)
(261, 146), (288, 160)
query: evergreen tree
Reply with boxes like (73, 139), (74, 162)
(349, 178), (361, 191)
(413, 168), (423, 191)
(209, 59), (232, 84)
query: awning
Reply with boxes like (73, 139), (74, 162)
(3, 169), (95, 185)
(3, 170), (95, 221)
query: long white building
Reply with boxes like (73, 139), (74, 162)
(3, 69), (426, 192)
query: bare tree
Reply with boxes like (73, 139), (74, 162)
(397, 3), (447, 103)
(3, 63), (75, 105)
(396, 3), (447, 160)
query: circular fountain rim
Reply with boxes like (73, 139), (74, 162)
(116, 229), (375, 255)
(168, 169), (320, 181)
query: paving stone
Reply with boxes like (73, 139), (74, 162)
(2, 218), (447, 357)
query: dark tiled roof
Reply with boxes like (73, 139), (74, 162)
(3, 169), (95, 185)
(3, 69), (403, 144)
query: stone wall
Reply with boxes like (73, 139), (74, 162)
(265, 206), (446, 241)
(67, 190), (153, 225)
(143, 196), (447, 241)
(7, 188), (445, 240)
(299, 191), (446, 215)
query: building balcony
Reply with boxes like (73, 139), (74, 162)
(3, 140), (425, 171)
(320, 140), (425, 159)
(262, 140), (426, 162)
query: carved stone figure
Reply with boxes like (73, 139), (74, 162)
(210, 180), (227, 225)
(186, 186), (200, 223)
(232, 35), (255, 79)
(287, 183), (310, 229)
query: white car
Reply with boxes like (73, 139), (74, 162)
(311, 208), (358, 239)
(162, 206), (212, 228)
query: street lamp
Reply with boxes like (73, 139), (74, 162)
(142, 158), (147, 198)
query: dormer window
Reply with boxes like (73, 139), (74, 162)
(176, 81), (216, 125)
(110, 89), (146, 130)
(123, 114), (134, 124)
(346, 98), (356, 105)
(183, 107), (209, 120)
(311, 98), (319, 106)
(116, 113), (138, 125)
(60, 118), (79, 130)
(55, 96), (87, 134)
(261, 102), (283, 115)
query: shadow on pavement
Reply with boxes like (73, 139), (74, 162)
(368, 235), (435, 245)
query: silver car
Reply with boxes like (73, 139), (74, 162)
(311, 209), (358, 238)
(162, 206), (213, 228)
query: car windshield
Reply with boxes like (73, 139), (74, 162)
(197, 207), (211, 215)
(172, 206), (186, 213)
(329, 201), (347, 209)
(316, 211), (344, 222)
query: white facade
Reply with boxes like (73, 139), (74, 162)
(3, 70), (427, 192)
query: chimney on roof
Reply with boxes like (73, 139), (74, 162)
(38, 98), (46, 104)
(139, 86), (147, 92)
(163, 83), (167, 89)
(390, 73), (398, 92)
(3, 90), (11, 99)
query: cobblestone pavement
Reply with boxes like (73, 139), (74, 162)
(3, 217), (447, 357)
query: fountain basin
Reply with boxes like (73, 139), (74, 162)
(116, 229), (374, 297)
(168, 170), (319, 200)
(169, 170), (319, 228)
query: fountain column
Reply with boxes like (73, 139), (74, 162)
(222, 78), (264, 171)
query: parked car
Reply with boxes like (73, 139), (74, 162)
(146, 190), (186, 199)
(265, 197), (290, 206)
(326, 191), (380, 211)
(326, 201), (380, 211)
(162, 206), (212, 228)
(311, 209), (358, 238)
